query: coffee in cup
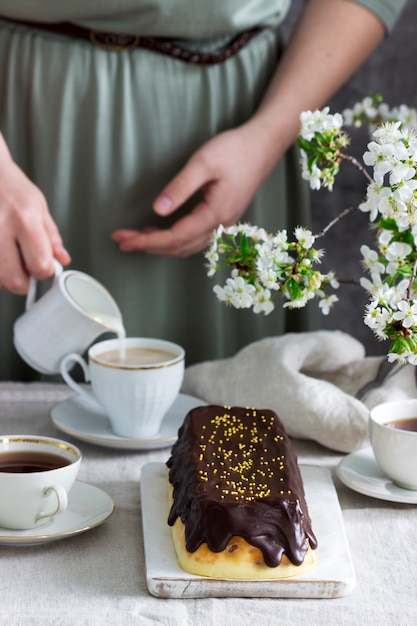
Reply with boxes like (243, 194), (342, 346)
(60, 337), (185, 438)
(0, 435), (81, 529)
(96, 346), (177, 367)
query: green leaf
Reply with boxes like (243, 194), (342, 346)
(378, 217), (398, 231)
(307, 154), (318, 173)
(388, 335), (411, 353)
(399, 230), (414, 246)
(297, 137), (315, 152)
(240, 232), (249, 257)
(285, 278), (300, 300)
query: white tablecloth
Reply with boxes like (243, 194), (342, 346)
(0, 383), (416, 626)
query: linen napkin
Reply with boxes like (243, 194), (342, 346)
(182, 330), (417, 453)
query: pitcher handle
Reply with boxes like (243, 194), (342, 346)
(25, 259), (63, 312)
(60, 353), (97, 405)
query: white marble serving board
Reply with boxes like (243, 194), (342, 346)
(140, 462), (356, 599)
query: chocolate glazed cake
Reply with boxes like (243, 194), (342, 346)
(167, 405), (318, 579)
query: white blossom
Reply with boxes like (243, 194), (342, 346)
(213, 271), (256, 309)
(256, 264), (280, 290)
(392, 300), (417, 328)
(318, 294), (339, 315)
(299, 107), (343, 140)
(325, 271), (340, 289)
(300, 151), (322, 190)
(283, 294), (309, 309)
(387, 351), (408, 364)
(363, 300), (390, 338)
(294, 227), (315, 248)
(406, 352), (417, 365)
(343, 96), (379, 127)
(360, 244), (385, 280)
(387, 350), (417, 365)
(360, 275), (381, 295)
(359, 183), (389, 221)
(204, 240), (220, 276)
(390, 105), (417, 130)
(386, 241), (412, 260)
(252, 289), (274, 315)
(373, 121), (403, 144)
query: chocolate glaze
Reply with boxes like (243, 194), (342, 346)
(167, 405), (317, 568)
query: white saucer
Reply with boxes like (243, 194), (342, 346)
(0, 481), (115, 546)
(336, 447), (417, 504)
(50, 393), (206, 450)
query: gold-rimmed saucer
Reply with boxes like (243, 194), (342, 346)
(50, 393), (206, 451)
(0, 481), (114, 546)
(337, 447), (417, 504)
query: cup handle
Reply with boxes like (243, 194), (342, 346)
(60, 353), (98, 404)
(36, 484), (68, 523)
(25, 259), (63, 312)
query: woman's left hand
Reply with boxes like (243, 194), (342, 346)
(112, 0), (385, 259)
(111, 124), (275, 257)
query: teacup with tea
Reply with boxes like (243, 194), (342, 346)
(369, 399), (417, 490)
(60, 337), (185, 438)
(0, 435), (81, 529)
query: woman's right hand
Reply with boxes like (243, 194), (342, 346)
(0, 134), (71, 294)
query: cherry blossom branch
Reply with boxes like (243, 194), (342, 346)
(206, 98), (417, 364)
(315, 206), (358, 239)
(407, 258), (417, 300)
(339, 153), (374, 184)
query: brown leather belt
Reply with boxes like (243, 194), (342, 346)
(1, 17), (260, 64)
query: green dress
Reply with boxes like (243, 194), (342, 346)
(0, 0), (406, 380)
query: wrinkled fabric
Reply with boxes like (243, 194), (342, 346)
(0, 0), (406, 34)
(182, 330), (417, 452)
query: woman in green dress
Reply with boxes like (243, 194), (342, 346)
(0, 0), (406, 379)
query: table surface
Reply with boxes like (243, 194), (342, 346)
(0, 382), (416, 626)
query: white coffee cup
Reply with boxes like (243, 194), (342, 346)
(0, 435), (81, 530)
(60, 337), (185, 438)
(13, 261), (124, 375)
(369, 399), (417, 490)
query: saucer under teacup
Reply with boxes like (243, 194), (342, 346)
(50, 393), (206, 451)
(336, 447), (417, 504)
(0, 481), (114, 546)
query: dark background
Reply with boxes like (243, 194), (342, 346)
(282, 1), (417, 356)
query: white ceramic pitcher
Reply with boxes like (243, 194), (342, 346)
(13, 261), (125, 375)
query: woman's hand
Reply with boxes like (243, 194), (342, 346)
(113, 0), (385, 260)
(0, 134), (71, 293)
(111, 123), (276, 257)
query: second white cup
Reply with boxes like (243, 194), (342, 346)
(0, 435), (81, 530)
(60, 337), (185, 438)
(370, 399), (417, 490)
